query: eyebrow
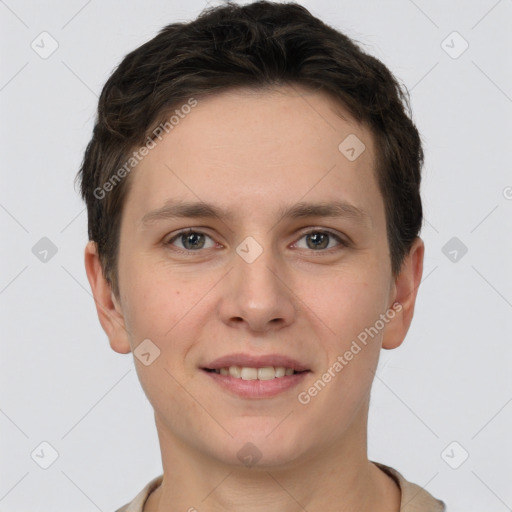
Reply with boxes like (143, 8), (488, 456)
(140, 199), (371, 228)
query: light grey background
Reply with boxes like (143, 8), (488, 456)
(1, 0), (511, 511)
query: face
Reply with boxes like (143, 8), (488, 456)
(86, 85), (423, 469)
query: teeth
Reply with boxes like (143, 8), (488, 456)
(241, 367), (258, 380)
(216, 366), (298, 380)
(275, 367), (286, 377)
(258, 367), (276, 380)
(229, 366), (241, 378)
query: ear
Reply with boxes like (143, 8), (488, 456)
(382, 237), (424, 350)
(84, 241), (132, 354)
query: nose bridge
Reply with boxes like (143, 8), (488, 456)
(236, 242), (281, 295)
(219, 237), (296, 332)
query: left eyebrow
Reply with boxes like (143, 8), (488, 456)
(139, 199), (371, 228)
(277, 200), (371, 227)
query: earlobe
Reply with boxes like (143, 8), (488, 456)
(84, 241), (132, 354)
(382, 237), (424, 350)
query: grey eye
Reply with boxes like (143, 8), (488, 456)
(295, 231), (343, 250)
(167, 230), (215, 251)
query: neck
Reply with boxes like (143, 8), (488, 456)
(144, 407), (400, 512)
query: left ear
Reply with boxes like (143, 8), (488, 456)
(382, 237), (424, 350)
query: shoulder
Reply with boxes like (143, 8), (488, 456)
(115, 475), (163, 512)
(372, 461), (446, 511)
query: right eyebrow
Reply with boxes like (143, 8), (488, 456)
(140, 200), (235, 227)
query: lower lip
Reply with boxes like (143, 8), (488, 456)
(202, 369), (310, 399)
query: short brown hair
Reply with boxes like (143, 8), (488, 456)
(76, 0), (423, 299)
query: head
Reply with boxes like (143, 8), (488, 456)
(79, 1), (424, 469)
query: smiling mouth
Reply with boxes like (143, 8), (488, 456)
(203, 366), (309, 380)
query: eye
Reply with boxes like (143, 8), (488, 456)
(166, 229), (217, 251)
(293, 229), (347, 251)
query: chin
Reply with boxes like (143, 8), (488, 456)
(208, 428), (310, 470)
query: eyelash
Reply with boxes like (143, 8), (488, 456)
(164, 228), (349, 254)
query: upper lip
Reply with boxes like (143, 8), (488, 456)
(204, 353), (310, 372)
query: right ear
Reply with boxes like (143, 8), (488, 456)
(84, 241), (132, 354)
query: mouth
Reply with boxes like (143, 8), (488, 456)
(203, 366), (308, 380)
(201, 354), (311, 398)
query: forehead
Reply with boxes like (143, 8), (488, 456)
(122, 85), (383, 227)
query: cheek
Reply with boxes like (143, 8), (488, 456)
(120, 258), (200, 340)
(298, 277), (386, 424)
(302, 271), (390, 395)
(307, 271), (389, 344)
(119, 263), (220, 387)
(121, 269), (204, 414)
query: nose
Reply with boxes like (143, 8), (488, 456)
(218, 245), (297, 334)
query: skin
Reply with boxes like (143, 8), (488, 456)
(85, 84), (424, 512)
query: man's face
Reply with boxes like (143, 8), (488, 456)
(97, 85), (413, 467)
